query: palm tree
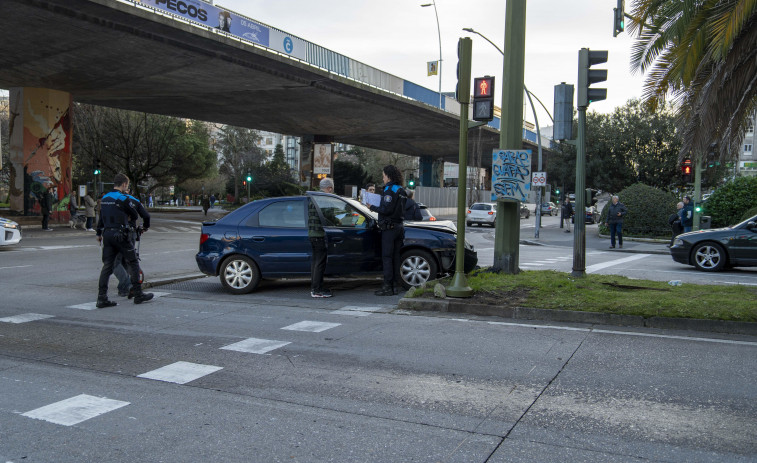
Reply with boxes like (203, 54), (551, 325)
(628, 0), (757, 163)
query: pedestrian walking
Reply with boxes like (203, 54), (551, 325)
(95, 173), (153, 308)
(668, 202), (684, 246)
(39, 186), (54, 230)
(369, 165), (407, 296)
(209, 194), (216, 209)
(605, 195), (628, 249)
(561, 198), (573, 233)
(148, 194), (154, 208)
(201, 195), (211, 216)
(83, 192), (96, 231)
(68, 192), (79, 219)
(308, 178), (335, 298)
(681, 195), (694, 232)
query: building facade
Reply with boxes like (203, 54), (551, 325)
(737, 111), (756, 177)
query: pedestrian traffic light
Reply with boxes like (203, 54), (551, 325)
(695, 202), (702, 213)
(682, 158), (692, 183)
(93, 160), (101, 175)
(408, 177), (416, 188)
(242, 180), (247, 187)
(472, 76), (495, 122)
(246, 173), (252, 182)
(613, 0), (625, 37)
(577, 48), (608, 108)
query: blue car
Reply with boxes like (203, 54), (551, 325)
(196, 192), (478, 294)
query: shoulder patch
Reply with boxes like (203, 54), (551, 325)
(384, 195), (392, 203)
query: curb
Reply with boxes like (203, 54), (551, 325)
(397, 297), (757, 336)
(144, 273), (207, 289)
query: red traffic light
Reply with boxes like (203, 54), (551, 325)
(681, 158), (692, 174)
(683, 166), (691, 175)
(473, 76), (494, 98)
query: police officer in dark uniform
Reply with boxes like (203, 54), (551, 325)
(369, 165), (407, 296)
(95, 173), (153, 308)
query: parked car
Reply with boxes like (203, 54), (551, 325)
(196, 192), (477, 294)
(539, 202), (558, 216)
(670, 214), (757, 271)
(585, 205), (600, 224)
(467, 202), (528, 227)
(0, 217), (22, 246)
(417, 203), (437, 221)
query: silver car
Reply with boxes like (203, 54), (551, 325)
(0, 217), (22, 246)
(466, 203), (497, 227)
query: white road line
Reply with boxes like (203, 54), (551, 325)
(5, 245), (98, 253)
(0, 313), (54, 324)
(585, 254), (650, 273)
(487, 321), (757, 346)
(331, 310), (371, 317)
(67, 302), (99, 311)
(338, 305), (386, 313)
(282, 321), (341, 332)
(0, 265), (33, 270)
(22, 394), (129, 426)
(220, 337), (291, 354)
(138, 361), (222, 384)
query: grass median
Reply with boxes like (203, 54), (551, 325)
(407, 269), (757, 322)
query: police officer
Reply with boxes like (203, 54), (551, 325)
(369, 165), (407, 296)
(95, 173), (153, 308)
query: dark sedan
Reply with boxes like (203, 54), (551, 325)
(670, 214), (757, 271)
(196, 192), (478, 294)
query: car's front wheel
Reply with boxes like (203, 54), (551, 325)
(219, 255), (261, 294)
(399, 249), (438, 289)
(692, 242), (726, 272)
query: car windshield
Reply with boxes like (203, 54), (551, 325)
(343, 197), (377, 220)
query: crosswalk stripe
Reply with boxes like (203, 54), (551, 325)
(282, 321), (341, 332)
(220, 337), (291, 354)
(138, 361), (223, 384)
(22, 394), (130, 426)
(0, 313), (54, 323)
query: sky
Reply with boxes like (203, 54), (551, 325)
(220, 0), (644, 128)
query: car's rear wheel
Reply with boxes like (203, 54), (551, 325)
(219, 255), (261, 294)
(692, 242), (726, 272)
(399, 249), (438, 289)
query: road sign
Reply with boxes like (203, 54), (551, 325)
(532, 171), (547, 186)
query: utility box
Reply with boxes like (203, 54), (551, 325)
(700, 216), (712, 229)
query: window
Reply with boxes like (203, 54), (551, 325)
(470, 203), (492, 211)
(312, 196), (367, 228)
(745, 144), (753, 154)
(258, 200), (306, 228)
(265, 137), (273, 145)
(747, 121), (754, 134)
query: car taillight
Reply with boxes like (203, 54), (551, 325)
(200, 233), (209, 245)
(467, 210), (471, 214)
(488, 211), (494, 215)
(429, 217), (436, 221)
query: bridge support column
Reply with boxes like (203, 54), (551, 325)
(8, 87), (73, 220)
(418, 156), (433, 187)
(299, 136), (314, 189)
(431, 158), (444, 187)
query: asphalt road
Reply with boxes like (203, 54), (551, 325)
(1, 209), (756, 462)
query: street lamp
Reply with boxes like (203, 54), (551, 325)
(421, 1), (442, 109)
(463, 26), (555, 239)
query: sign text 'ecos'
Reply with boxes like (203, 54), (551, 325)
(154, 0), (208, 21)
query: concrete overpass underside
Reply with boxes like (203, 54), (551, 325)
(1, 0), (547, 167)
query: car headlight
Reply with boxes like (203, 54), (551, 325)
(2, 223), (18, 229)
(464, 239), (474, 251)
(673, 238), (684, 246)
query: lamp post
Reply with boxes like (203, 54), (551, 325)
(462, 27), (555, 239)
(421, 1), (442, 109)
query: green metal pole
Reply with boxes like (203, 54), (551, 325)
(693, 156), (702, 230)
(447, 37), (473, 298)
(492, 0), (527, 274)
(572, 110), (586, 277)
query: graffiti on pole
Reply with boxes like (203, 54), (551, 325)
(491, 149), (531, 202)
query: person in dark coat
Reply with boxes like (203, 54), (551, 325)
(403, 190), (423, 221)
(605, 195), (629, 249)
(681, 195), (694, 232)
(668, 201), (684, 246)
(561, 198), (573, 233)
(201, 195), (211, 216)
(40, 186), (54, 231)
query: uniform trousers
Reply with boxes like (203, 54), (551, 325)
(381, 224), (404, 285)
(98, 229), (141, 297)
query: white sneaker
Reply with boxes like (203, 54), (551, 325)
(86, 228), (95, 232)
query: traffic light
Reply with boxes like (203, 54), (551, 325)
(613, 0), (625, 37)
(472, 76), (495, 122)
(694, 202), (702, 213)
(242, 180), (247, 187)
(682, 158), (692, 183)
(455, 38), (472, 104)
(553, 83), (574, 140)
(408, 177), (416, 188)
(246, 173), (252, 183)
(577, 48), (608, 108)
(93, 159), (101, 175)
(586, 188), (598, 206)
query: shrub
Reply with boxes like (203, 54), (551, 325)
(739, 206), (757, 222)
(598, 183), (678, 237)
(704, 176), (757, 227)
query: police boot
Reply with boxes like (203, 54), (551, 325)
(96, 295), (117, 309)
(132, 286), (154, 304)
(375, 283), (394, 296)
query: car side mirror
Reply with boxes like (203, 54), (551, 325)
(747, 221), (756, 231)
